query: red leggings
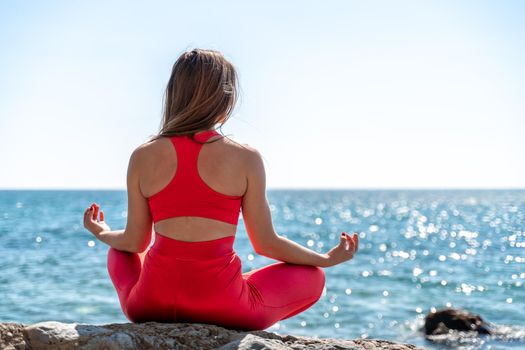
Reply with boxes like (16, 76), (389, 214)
(107, 233), (325, 331)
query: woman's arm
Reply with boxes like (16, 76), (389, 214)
(241, 148), (329, 267)
(83, 148), (153, 253)
(241, 147), (358, 268)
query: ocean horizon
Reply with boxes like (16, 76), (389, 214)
(1, 189), (524, 350)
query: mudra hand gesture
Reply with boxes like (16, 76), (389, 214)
(323, 232), (359, 267)
(83, 203), (111, 236)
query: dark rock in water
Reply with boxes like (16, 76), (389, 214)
(424, 308), (492, 336)
(0, 320), (423, 350)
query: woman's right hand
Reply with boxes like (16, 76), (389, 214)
(323, 232), (359, 267)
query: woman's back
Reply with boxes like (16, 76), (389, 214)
(135, 129), (251, 241)
(82, 48), (355, 330)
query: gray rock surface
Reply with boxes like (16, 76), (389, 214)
(0, 321), (423, 350)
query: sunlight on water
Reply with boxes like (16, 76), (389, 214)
(0, 189), (524, 349)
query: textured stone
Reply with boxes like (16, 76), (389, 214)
(24, 321), (82, 349)
(0, 323), (26, 350)
(0, 321), (423, 350)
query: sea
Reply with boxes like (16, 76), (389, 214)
(1, 189), (524, 350)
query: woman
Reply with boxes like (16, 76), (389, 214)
(83, 48), (358, 331)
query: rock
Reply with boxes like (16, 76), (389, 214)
(0, 321), (423, 350)
(424, 308), (492, 336)
(0, 323), (26, 350)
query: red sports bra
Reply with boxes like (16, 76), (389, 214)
(147, 129), (243, 225)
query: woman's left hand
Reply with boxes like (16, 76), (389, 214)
(83, 203), (111, 236)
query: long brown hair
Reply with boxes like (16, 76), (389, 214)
(149, 49), (238, 143)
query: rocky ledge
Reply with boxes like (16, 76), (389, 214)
(1, 321), (422, 350)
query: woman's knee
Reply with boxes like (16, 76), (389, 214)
(310, 266), (325, 298)
(107, 247), (118, 273)
(276, 264), (325, 300)
(107, 247), (141, 289)
(107, 247), (127, 274)
(274, 263), (325, 297)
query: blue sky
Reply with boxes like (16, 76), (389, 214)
(1, 1), (524, 189)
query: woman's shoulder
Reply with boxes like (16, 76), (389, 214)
(136, 135), (170, 151)
(128, 136), (172, 169)
(222, 134), (263, 163)
(128, 133), (263, 168)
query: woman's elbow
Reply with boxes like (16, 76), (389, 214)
(125, 243), (148, 253)
(122, 234), (151, 253)
(131, 238), (152, 253)
(254, 234), (281, 256)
